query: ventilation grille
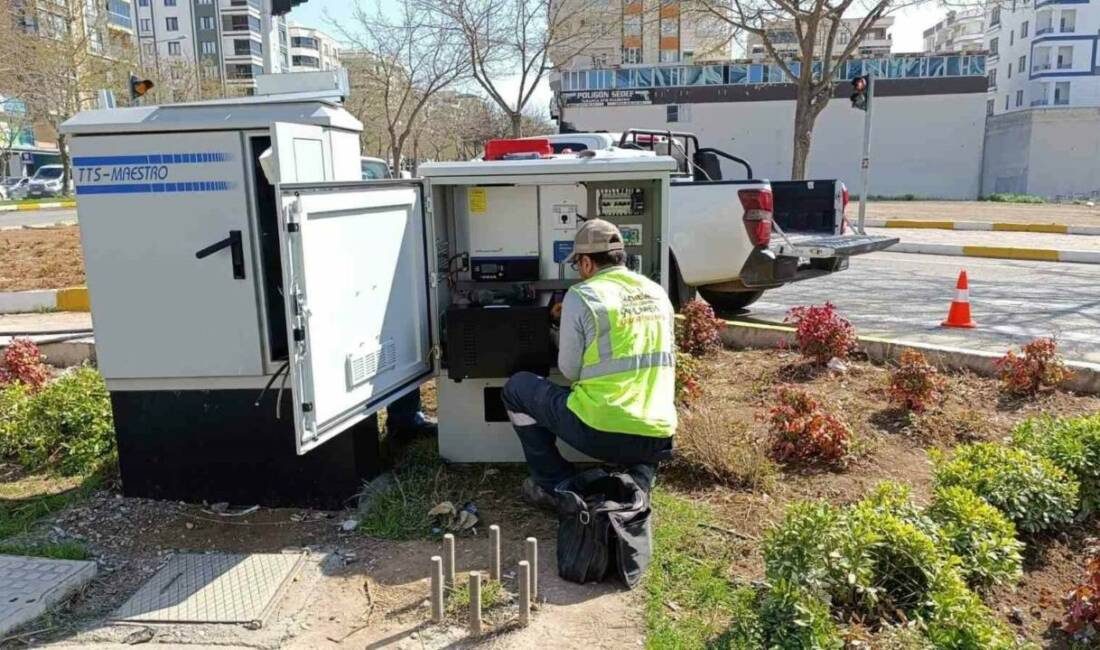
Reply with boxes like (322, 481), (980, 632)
(346, 340), (396, 389)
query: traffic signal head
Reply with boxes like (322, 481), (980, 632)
(850, 75), (869, 111)
(129, 73), (154, 101)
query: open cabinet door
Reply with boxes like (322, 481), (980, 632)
(272, 135), (435, 455)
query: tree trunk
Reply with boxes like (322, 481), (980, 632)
(58, 132), (72, 198)
(509, 111), (522, 138)
(790, 95), (815, 180)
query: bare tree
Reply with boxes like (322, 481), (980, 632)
(1, 0), (139, 194)
(690, 0), (921, 178)
(335, 2), (469, 174)
(427, 0), (608, 137)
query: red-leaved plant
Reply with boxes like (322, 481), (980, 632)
(784, 303), (856, 365)
(766, 385), (851, 465)
(0, 338), (49, 390)
(1063, 539), (1100, 641)
(995, 337), (1071, 396)
(888, 349), (945, 412)
(674, 351), (702, 405)
(676, 298), (724, 357)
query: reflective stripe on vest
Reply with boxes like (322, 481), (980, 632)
(570, 282), (613, 361)
(578, 350), (676, 380)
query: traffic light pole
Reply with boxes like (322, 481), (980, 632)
(857, 75), (874, 234)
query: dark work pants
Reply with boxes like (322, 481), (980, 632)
(386, 390), (423, 431)
(501, 371), (673, 493)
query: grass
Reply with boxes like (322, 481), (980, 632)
(446, 573), (508, 619)
(672, 403), (776, 491)
(644, 489), (757, 649)
(0, 468), (105, 541)
(357, 438), (476, 540)
(980, 193), (1046, 204)
(0, 540), (89, 560)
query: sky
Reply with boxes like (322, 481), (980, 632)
(288, 0), (951, 117)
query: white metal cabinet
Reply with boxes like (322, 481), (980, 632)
(277, 182), (436, 454)
(71, 132), (264, 378)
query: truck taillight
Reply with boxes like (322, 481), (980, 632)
(840, 185), (849, 234)
(738, 188), (773, 247)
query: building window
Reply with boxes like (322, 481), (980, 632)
(682, 50), (693, 64)
(1007, 63), (1011, 79)
(164, 0), (175, 5)
(989, 68), (997, 87)
(1010, 30), (1014, 45)
(1060, 10), (1075, 32)
(986, 98), (995, 115)
(1054, 81), (1070, 105)
(165, 17), (178, 31)
(1005, 94), (1009, 110)
(990, 6), (1001, 26)
(167, 41), (180, 55)
(666, 104), (680, 122)
(659, 49), (679, 62)
(292, 54), (319, 67)
(139, 18), (151, 32)
(199, 16), (213, 30)
(1057, 45), (1072, 69)
(291, 36), (319, 49)
(1021, 20), (1028, 37)
(1016, 89), (1023, 106)
(989, 37), (998, 56)
(223, 15), (260, 32)
(624, 14), (641, 36)
(660, 19), (677, 36)
(234, 39), (260, 56)
(201, 40), (216, 56)
(1018, 55), (1026, 73)
(138, 0), (147, 5)
(142, 42), (154, 56)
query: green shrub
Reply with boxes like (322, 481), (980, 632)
(759, 579), (843, 650)
(858, 481), (940, 539)
(3, 367), (115, 475)
(0, 381), (32, 458)
(763, 501), (851, 595)
(931, 443), (1079, 534)
(923, 563), (1020, 650)
(928, 486), (1024, 589)
(1013, 414), (1100, 514)
(980, 193), (1045, 204)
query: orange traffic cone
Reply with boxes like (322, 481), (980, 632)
(942, 270), (977, 328)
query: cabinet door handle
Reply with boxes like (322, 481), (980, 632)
(195, 230), (246, 279)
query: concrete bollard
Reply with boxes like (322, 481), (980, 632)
(443, 533), (456, 589)
(525, 537), (538, 601)
(518, 560), (531, 626)
(489, 525), (501, 581)
(468, 571), (482, 636)
(430, 556), (444, 623)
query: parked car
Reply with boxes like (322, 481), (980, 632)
(25, 165), (69, 199)
(360, 156), (392, 180)
(1, 176), (31, 201)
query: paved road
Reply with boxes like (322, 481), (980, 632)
(0, 207), (77, 229)
(738, 252), (1100, 365)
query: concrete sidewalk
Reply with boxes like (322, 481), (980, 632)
(868, 200), (1100, 227)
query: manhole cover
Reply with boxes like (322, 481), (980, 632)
(0, 555), (97, 635)
(112, 552), (304, 625)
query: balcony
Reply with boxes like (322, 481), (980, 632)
(1031, 98), (1049, 106)
(1036, 25), (1054, 35)
(1033, 62), (1052, 71)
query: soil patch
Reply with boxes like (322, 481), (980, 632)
(0, 226), (85, 291)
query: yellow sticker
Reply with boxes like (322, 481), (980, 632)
(468, 188), (487, 214)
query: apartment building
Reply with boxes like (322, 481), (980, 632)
(287, 23), (340, 71)
(923, 8), (985, 53)
(745, 16), (894, 60)
(134, 0), (303, 93)
(985, 0), (1100, 115)
(550, 0), (732, 70)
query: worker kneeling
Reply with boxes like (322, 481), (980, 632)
(501, 219), (676, 511)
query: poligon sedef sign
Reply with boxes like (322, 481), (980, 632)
(561, 90), (653, 107)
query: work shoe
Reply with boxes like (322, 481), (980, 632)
(521, 478), (559, 513)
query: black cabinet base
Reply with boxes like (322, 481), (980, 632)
(111, 389), (382, 509)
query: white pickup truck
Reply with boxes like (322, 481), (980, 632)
(538, 130), (898, 312)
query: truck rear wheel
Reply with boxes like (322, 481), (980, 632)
(698, 288), (765, 315)
(669, 254), (696, 311)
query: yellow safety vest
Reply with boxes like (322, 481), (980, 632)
(566, 266), (677, 438)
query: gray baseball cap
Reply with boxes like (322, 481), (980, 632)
(565, 219), (624, 263)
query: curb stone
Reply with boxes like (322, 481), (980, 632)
(866, 218), (1100, 236)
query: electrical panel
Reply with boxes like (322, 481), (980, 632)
(538, 184), (586, 281)
(466, 185), (540, 281)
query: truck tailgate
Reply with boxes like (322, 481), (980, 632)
(771, 233), (899, 259)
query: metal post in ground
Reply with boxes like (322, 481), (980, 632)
(525, 537), (538, 600)
(489, 525), (501, 581)
(857, 74), (875, 235)
(518, 560), (531, 626)
(468, 571), (482, 636)
(430, 556), (444, 623)
(443, 533), (456, 589)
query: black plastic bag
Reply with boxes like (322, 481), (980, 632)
(554, 468), (652, 588)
